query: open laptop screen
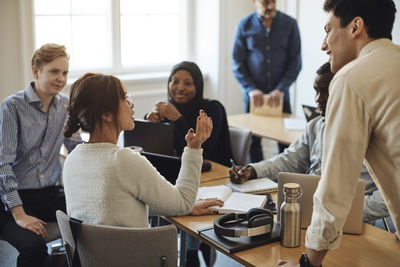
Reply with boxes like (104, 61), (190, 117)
(124, 119), (176, 156)
(139, 151), (181, 185)
(302, 105), (320, 122)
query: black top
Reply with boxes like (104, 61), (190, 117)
(147, 61), (233, 166)
(166, 99), (233, 167)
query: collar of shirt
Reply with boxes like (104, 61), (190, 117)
(358, 38), (392, 59)
(256, 11), (281, 29)
(25, 82), (61, 111)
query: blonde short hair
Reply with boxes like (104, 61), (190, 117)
(31, 43), (69, 69)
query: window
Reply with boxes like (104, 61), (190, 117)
(33, 0), (187, 75)
(120, 0), (184, 67)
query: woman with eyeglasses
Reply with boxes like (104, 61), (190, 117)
(62, 73), (213, 228)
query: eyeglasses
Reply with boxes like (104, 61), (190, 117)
(125, 94), (134, 105)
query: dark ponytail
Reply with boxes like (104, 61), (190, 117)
(64, 113), (81, 138)
(63, 73), (125, 138)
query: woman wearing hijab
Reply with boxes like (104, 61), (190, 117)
(146, 61), (233, 167)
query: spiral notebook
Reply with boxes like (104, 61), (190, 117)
(226, 178), (278, 194)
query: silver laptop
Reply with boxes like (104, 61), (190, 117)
(277, 172), (365, 234)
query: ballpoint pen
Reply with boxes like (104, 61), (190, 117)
(230, 158), (242, 183)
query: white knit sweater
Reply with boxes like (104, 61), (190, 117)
(63, 143), (202, 228)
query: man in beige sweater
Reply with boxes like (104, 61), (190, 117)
(278, 0), (400, 266)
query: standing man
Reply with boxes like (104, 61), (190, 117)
(278, 0), (400, 266)
(0, 43), (81, 267)
(232, 0), (302, 162)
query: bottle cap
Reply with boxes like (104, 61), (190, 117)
(283, 183), (300, 193)
(283, 183), (302, 200)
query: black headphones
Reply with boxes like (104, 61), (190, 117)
(214, 208), (273, 237)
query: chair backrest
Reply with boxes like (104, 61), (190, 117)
(229, 127), (252, 166)
(45, 222), (62, 242)
(56, 210), (177, 267)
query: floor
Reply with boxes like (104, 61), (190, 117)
(0, 238), (245, 267)
(199, 250), (243, 267)
(0, 240), (18, 267)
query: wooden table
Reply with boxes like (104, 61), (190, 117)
(228, 113), (304, 145)
(167, 177), (400, 267)
(201, 161), (230, 183)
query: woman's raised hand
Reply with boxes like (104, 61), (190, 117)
(185, 110), (213, 149)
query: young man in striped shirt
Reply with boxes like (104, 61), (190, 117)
(0, 43), (81, 267)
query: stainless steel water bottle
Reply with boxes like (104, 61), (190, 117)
(280, 182), (302, 247)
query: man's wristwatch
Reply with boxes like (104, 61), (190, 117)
(299, 253), (322, 267)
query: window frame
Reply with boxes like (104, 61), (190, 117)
(28, 0), (191, 79)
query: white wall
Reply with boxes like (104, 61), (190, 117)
(192, 0), (254, 115)
(0, 0), (24, 101)
(295, 0), (400, 116)
(199, 0), (400, 117)
(1, 0), (400, 117)
(393, 0), (400, 44)
(295, 0), (330, 116)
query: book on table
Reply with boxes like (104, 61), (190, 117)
(226, 178), (278, 194)
(196, 185), (267, 214)
(250, 93), (283, 116)
(198, 223), (281, 254)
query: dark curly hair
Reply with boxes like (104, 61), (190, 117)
(64, 73), (125, 138)
(316, 62), (332, 75)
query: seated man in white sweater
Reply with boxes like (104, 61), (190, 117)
(230, 62), (389, 226)
(62, 73), (213, 227)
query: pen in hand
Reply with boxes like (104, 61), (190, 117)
(230, 158), (242, 184)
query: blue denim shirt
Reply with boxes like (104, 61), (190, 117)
(0, 83), (82, 209)
(232, 11), (302, 104)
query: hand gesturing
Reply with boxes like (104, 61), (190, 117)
(185, 110), (213, 149)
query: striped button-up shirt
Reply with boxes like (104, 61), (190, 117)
(0, 82), (82, 209)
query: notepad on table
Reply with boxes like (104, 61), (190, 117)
(283, 118), (306, 130)
(196, 185), (267, 214)
(250, 93), (283, 117)
(226, 178), (278, 194)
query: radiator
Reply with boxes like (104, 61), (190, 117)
(131, 89), (167, 119)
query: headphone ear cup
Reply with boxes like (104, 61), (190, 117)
(246, 208), (263, 221)
(248, 213), (270, 228)
(246, 208), (274, 228)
